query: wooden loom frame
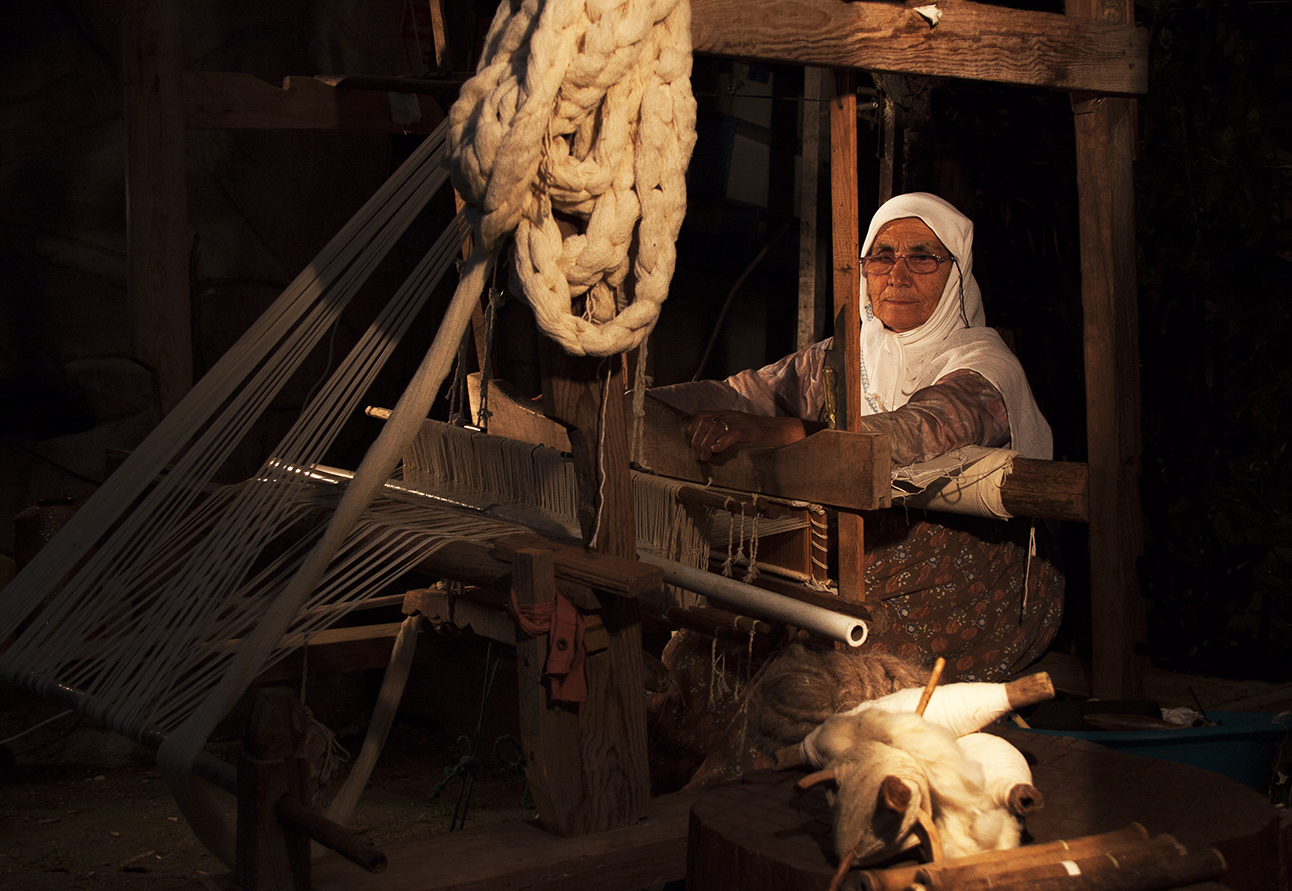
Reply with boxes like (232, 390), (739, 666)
(118, 0), (1147, 886)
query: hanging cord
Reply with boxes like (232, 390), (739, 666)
(447, 335), (470, 426)
(474, 283), (506, 431)
(630, 341), (650, 466)
(707, 636), (732, 709)
(587, 359), (612, 548)
(1022, 518), (1037, 622)
(429, 640), (502, 831)
(742, 500), (761, 584)
(720, 504), (737, 578)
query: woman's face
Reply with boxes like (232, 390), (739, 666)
(864, 218), (954, 332)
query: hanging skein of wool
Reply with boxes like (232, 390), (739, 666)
(448, 0), (697, 357)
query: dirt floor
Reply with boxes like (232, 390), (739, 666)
(0, 637), (535, 891)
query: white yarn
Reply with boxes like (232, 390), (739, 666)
(955, 731), (1034, 811)
(448, 0), (697, 356)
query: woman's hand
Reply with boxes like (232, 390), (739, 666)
(686, 411), (811, 462)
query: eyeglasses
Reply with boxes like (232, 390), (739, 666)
(862, 253), (955, 275)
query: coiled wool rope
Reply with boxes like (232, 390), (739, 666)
(449, 0), (697, 356)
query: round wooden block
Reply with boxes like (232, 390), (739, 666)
(686, 728), (1282, 891)
(687, 770), (841, 891)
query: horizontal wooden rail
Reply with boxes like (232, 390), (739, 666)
(690, 0), (1148, 95)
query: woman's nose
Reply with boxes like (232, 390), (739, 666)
(888, 258), (915, 284)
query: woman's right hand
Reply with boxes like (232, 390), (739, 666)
(686, 411), (809, 462)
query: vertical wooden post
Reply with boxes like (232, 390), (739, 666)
(538, 344), (650, 833)
(798, 68), (828, 351)
(831, 69), (866, 603)
(124, 0), (192, 415)
(1068, 0), (1145, 699)
(512, 547), (587, 836)
(236, 688), (311, 891)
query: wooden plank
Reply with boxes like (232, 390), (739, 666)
(690, 0), (1148, 95)
(539, 348), (650, 834)
(635, 394), (892, 511)
(124, 0), (192, 415)
(1068, 0), (1144, 701)
(492, 532), (662, 599)
(183, 71), (446, 132)
(304, 789), (699, 891)
(797, 68), (829, 350)
(468, 374), (571, 449)
(830, 69), (868, 603)
(512, 548), (587, 837)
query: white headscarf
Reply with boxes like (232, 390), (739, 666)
(859, 193), (1053, 460)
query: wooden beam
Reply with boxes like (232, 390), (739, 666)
(690, 0), (1148, 95)
(797, 68), (828, 350)
(539, 347), (650, 835)
(1000, 458), (1089, 523)
(511, 547), (588, 838)
(124, 0), (192, 414)
(183, 72), (446, 132)
(830, 69), (868, 603)
(1068, 0), (1145, 700)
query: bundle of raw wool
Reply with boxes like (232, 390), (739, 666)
(448, 0), (697, 357)
(808, 710), (1022, 864)
(750, 643), (932, 746)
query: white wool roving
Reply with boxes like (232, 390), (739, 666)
(813, 711), (1019, 863)
(879, 712), (1020, 859)
(956, 731), (1036, 811)
(800, 681), (1013, 766)
(448, 0), (697, 357)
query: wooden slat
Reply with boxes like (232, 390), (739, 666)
(124, 0), (192, 414)
(1069, 0), (1144, 701)
(183, 71), (446, 132)
(690, 0), (1148, 95)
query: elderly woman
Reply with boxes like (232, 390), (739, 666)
(647, 194), (1063, 788)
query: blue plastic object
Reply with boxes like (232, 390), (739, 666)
(1018, 711), (1289, 792)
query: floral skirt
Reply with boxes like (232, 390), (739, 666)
(647, 509), (1064, 790)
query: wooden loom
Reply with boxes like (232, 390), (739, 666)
(68, 0), (1147, 888)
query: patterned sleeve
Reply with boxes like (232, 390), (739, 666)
(854, 368), (1011, 466)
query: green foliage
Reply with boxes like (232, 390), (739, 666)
(1135, 0), (1292, 679)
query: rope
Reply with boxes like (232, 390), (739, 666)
(448, 0), (696, 356)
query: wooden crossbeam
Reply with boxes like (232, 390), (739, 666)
(690, 0), (1148, 95)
